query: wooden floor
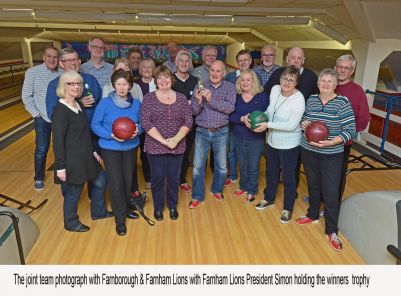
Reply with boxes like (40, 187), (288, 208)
(1, 130), (400, 264)
(0, 102), (30, 134)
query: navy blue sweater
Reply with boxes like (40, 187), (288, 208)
(229, 92), (269, 141)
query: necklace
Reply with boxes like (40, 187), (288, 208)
(157, 90), (174, 101)
(271, 91), (296, 121)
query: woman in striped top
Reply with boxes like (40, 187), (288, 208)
(295, 68), (356, 252)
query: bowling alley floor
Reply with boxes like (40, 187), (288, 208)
(2, 130), (400, 264)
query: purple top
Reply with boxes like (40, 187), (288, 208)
(137, 79), (150, 96)
(191, 80), (236, 128)
(141, 91), (193, 155)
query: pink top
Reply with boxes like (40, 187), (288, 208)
(140, 91), (193, 154)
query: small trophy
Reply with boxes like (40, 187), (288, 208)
(197, 80), (207, 102)
(197, 80), (205, 93)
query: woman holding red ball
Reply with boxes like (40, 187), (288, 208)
(91, 69), (143, 236)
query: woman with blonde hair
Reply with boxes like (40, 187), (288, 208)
(229, 69), (268, 203)
(52, 71), (109, 232)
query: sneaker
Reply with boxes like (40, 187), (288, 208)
(255, 200), (275, 211)
(246, 194), (255, 203)
(188, 200), (201, 209)
(224, 178), (237, 187)
(319, 210), (325, 218)
(130, 191), (141, 198)
(179, 183), (192, 193)
(145, 182), (151, 189)
(34, 180), (44, 191)
(234, 188), (246, 197)
(303, 196), (309, 202)
(294, 216), (319, 225)
(212, 192), (224, 201)
(327, 233), (343, 251)
(280, 210), (292, 224)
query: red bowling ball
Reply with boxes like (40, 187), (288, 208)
(305, 121), (329, 142)
(112, 117), (136, 140)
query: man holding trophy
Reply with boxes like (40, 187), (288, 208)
(189, 61), (236, 209)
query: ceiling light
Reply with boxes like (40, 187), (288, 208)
(309, 19), (348, 45)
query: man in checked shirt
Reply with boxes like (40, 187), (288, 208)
(189, 60), (236, 209)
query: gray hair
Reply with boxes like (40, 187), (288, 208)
(89, 36), (106, 45)
(336, 54), (356, 69)
(175, 49), (193, 65)
(261, 45), (276, 53)
(202, 45), (218, 58)
(318, 68), (339, 85)
(59, 47), (79, 60)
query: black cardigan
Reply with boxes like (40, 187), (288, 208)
(263, 67), (319, 101)
(51, 102), (100, 185)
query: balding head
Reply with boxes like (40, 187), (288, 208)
(167, 41), (179, 61)
(286, 47), (305, 69)
(209, 60), (226, 86)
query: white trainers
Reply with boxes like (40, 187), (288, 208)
(280, 210), (292, 224)
(255, 200), (275, 211)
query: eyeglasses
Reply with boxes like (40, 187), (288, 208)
(336, 65), (353, 71)
(90, 44), (105, 50)
(262, 54), (275, 58)
(289, 57), (304, 61)
(280, 77), (296, 84)
(65, 82), (82, 86)
(62, 58), (79, 64)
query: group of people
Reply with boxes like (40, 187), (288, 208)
(22, 37), (370, 251)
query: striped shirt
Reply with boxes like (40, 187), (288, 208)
(192, 80), (236, 128)
(22, 63), (61, 122)
(80, 60), (113, 89)
(301, 94), (356, 154)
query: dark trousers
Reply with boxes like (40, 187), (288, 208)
(60, 171), (108, 228)
(339, 144), (352, 203)
(265, 145), (300, 211)
(180, 124), (196, 184)
(148, 154), (183, 212)
(102, 148), (137, 225)
(301, 148), (343, 235)
(131, 133), (151, 192)
(33, 117), (51, 181)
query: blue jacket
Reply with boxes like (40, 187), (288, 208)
(46, 72), (102, 123)
(91, 93), (143, 151)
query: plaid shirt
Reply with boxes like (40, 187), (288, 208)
(191, 80), (236, 128)
(254, 64), (280, 86)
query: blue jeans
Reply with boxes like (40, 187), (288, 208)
(60, 170), (108, 228)
(265, 144), (300, 211)
(148, 154), (183, 211)
(227, 126), (237, 180)
(235, 136), (265, 195)
(33, 116), (51, 181)
(192, 126), (228, 201)
(88, 169), (108, 219)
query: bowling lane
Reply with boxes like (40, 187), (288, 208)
(0, 102), (31, 135)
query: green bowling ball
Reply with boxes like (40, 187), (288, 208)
(249, 111), (268, 130)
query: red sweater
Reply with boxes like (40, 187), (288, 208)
(335, 80), (370, 144)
